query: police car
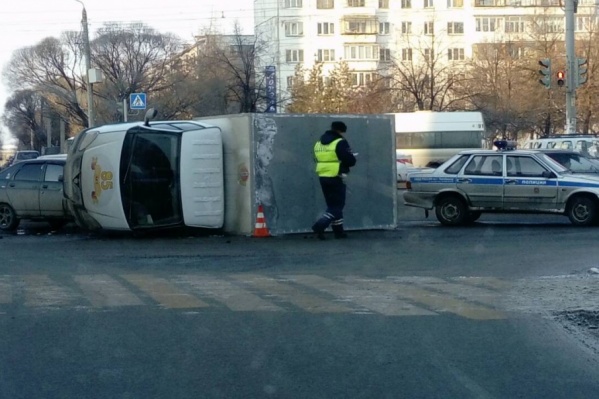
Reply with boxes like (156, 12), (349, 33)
(403, 140), (599, 226)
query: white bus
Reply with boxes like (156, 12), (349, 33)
(392, 111), (487, 167)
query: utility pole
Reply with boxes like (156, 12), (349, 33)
(564, 0), (577, 134)
(76, 0), (95, 128)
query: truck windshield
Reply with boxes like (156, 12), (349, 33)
(120, 130), (182, 229)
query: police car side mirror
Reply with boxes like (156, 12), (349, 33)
(542, 171), (555, 179)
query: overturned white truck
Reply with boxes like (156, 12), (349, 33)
(64, 112), (397, 235)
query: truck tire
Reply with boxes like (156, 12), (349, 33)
(435, 195), (467, 226)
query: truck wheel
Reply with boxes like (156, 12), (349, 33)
(435, 196), (467, 226)
(567, 196), (597, 226)
(0, 203), (19, 231)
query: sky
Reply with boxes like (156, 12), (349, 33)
(0, 0), (255, 144)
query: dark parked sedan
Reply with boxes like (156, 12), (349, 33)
(0, 156), (71, 231)
(539, 149), (599, 175)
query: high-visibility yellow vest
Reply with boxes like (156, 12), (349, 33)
(314, 138), (342, 177)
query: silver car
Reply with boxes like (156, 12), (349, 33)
(0, 158), (71, 231)
(403, 142), (599, 226)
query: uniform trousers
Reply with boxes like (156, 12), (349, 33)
(312, 176), (346, 234)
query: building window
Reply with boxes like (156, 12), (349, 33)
(380, 48), (392, 61)
(343, 18), (378, 34)
(347, 0), (365, 6)
(447, 22), (464, 34)
(287, 76), (295, 89)
(402, 48), (413, 61)
(284, 0), (303, 7)
(424, 21), (434, 35)
(475, 17), (501, 32)
(318, 22), (335, 35)
(285, 22), (304, 36)
(379, 22), (390, 35)
(447, 0), (463, 7)
(505, 17), (525, 33)
(379, 0), (390, 7)
(402, 22), (412, 34)
(317, 0), (334, 8)
(286, 49), (304, 62)
(543, 17), (564, 33)
(401, 0), (412, 8)
(424, 0), (434, 7)
(351, 72), (376, 86)
(317, 49), (336, 62)
(424, 48), (432, 62)
(447, 48), (465, 61)
(344, 45), (379, 60)
(577, 16), (590, 31)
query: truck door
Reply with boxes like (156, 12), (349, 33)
(179, 127), (224, 228)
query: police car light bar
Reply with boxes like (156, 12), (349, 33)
(494, 140), (517, 151)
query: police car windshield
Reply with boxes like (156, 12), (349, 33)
(538, 153), (569, 173)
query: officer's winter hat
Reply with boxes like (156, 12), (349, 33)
(331, 121), (347, 133)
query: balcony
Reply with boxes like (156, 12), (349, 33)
(341, 16), (379, 35)
(474, 0), (560, 6)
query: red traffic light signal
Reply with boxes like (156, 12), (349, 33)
(557, 70), (565, 87)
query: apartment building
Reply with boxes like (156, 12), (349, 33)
(254, 0), (598, 109)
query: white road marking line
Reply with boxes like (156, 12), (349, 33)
(177, 275), (282, 312)
(387, 277), (501, 307)
(285, 275), (436, 317)
(74, 275), (143, 307)
(345, 276), (506, 320)
(231, 274), (354, 314)
(24, 275), (79, 307)
(121, 274), (208, 309)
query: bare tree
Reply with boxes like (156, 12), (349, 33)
(3, 33), (88, 130)
(381, 28), (470, 112)
(197, 23), (268, 113)
(575, 17), (599, 134)
(90, 23), (186, 122)
(3, 90), (45, 150)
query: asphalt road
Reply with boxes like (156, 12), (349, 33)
(0, 198), (598, 398)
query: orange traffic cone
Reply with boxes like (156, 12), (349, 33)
(253, 205), (270, 237)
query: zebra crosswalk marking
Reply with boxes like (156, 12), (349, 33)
(121, 274), (208, 309)
(451, 277), (510, 292)
(232, 274), (354, 314)
(24, 275), (78, 307)
(0, 276), (12, 304)
(344, 277), (506, 320)
(177, 275), (283, 312)
(285, 275), (437, 317)
(387, 277), (501, 307)
(74, 275), (143, 307)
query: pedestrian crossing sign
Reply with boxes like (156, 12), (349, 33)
(130, 93), (147, 110)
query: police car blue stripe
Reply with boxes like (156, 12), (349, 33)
(559, 181), (599, 188)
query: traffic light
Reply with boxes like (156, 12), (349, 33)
(576, 58), (588, 87)
(556, 70), (565, 87)
(538, 59), (551, 89)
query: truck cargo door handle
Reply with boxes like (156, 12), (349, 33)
(8, 183), (15, 187)
(42, 184), (49, 189)
(457, 178), (471, 183)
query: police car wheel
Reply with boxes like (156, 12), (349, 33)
(435, 196), (467, 226)
(567, 196), (598, 226)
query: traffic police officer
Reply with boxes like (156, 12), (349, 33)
(311, 121), (357, 240)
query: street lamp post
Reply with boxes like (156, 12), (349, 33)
(75, 0), (95, 127)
